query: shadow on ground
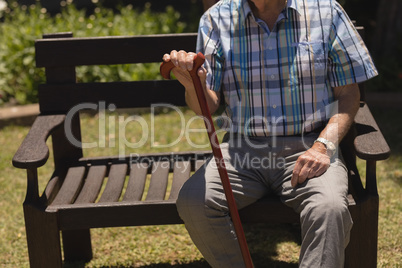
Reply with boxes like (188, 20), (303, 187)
(64, 223), (300, 268)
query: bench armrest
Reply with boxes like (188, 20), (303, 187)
(354, 102), (391, 161)
(13, 114), (66, 169)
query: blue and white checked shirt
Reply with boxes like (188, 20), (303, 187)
(197, 0), (378, 136)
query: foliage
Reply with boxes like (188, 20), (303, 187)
(0, 1), (188, 106)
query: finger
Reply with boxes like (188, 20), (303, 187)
(185, 53), (195, 71)
(297, 165), (310, 184)
(177, 50), (188, 70)
(314, 162), (330, 177)
(308, 168), (318, 179)
(197, 66), (207, 79)
(196, 67), (207, 91)
(170, 50), (178, 66)
(314, 168), (325, 178)
(163, 53), (171, 62)
(187, 52), (197, 71)
(291, 160), (304, 187)
(307, 159), (320, 178)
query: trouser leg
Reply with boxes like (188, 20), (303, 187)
(176, 141), (269, 268)
(177, 134), (352, 268)
(278, 149), (353, 268)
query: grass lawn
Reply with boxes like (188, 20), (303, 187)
(0, 105), (400, 267)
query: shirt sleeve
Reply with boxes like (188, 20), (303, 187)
(327, 2), (378, 87)
(196, 11), (224, 93)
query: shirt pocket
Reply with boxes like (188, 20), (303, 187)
(294, 41), (326, 71)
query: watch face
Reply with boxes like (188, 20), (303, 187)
(316, 138), (336, 152)
(326, 143), (336, 154)
(327, 142), (336, 151)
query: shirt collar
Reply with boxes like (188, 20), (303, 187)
(289, 0), (302, 16)
(238, 0), (302, 22)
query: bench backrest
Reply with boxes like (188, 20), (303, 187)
(36, 33), (198, 114)
(36, 26), (368, 116)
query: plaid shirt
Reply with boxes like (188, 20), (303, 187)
(197, 0), (378, 136)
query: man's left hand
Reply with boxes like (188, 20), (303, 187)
(291, 143), (330, 187)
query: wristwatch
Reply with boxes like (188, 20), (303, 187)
(314, 137), (336, 157)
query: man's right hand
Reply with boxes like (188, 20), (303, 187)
(162, 50), (219, 115)
(163, 50), (207, 90)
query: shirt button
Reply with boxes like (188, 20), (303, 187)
(273, 104), (277, 109)
(270, 75), (275, 79)
(269, 46), (273, 50)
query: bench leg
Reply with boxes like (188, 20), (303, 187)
(62, 229), (93, 262)
(23, 204), (62, 268)
(345, 195), (378, 268)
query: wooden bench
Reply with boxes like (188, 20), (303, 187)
(12, 31), (390, 268)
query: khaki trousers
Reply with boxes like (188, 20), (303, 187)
(176, 133), (353, 268)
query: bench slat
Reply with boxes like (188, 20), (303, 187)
(44, 175), (63, 205)
(56, 201), (182, 229)
(169, 161), (191, 200)
(38, 81), (186, 113)
(98, 164), (128, 203)
(75, 165), (107, 204)
(51, 166), (86, 205)
(35, 33), (197, 67)
(123, 163), (149, 201)
(145, 162), (170, 201)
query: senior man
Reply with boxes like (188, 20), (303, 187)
(163, 0), (377, 267)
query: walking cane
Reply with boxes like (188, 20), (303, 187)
(160, 52), (253, 268)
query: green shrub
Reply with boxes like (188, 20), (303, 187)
(0, 1), (188, 106)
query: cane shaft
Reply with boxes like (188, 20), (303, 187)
(160, 53), (253, 268)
